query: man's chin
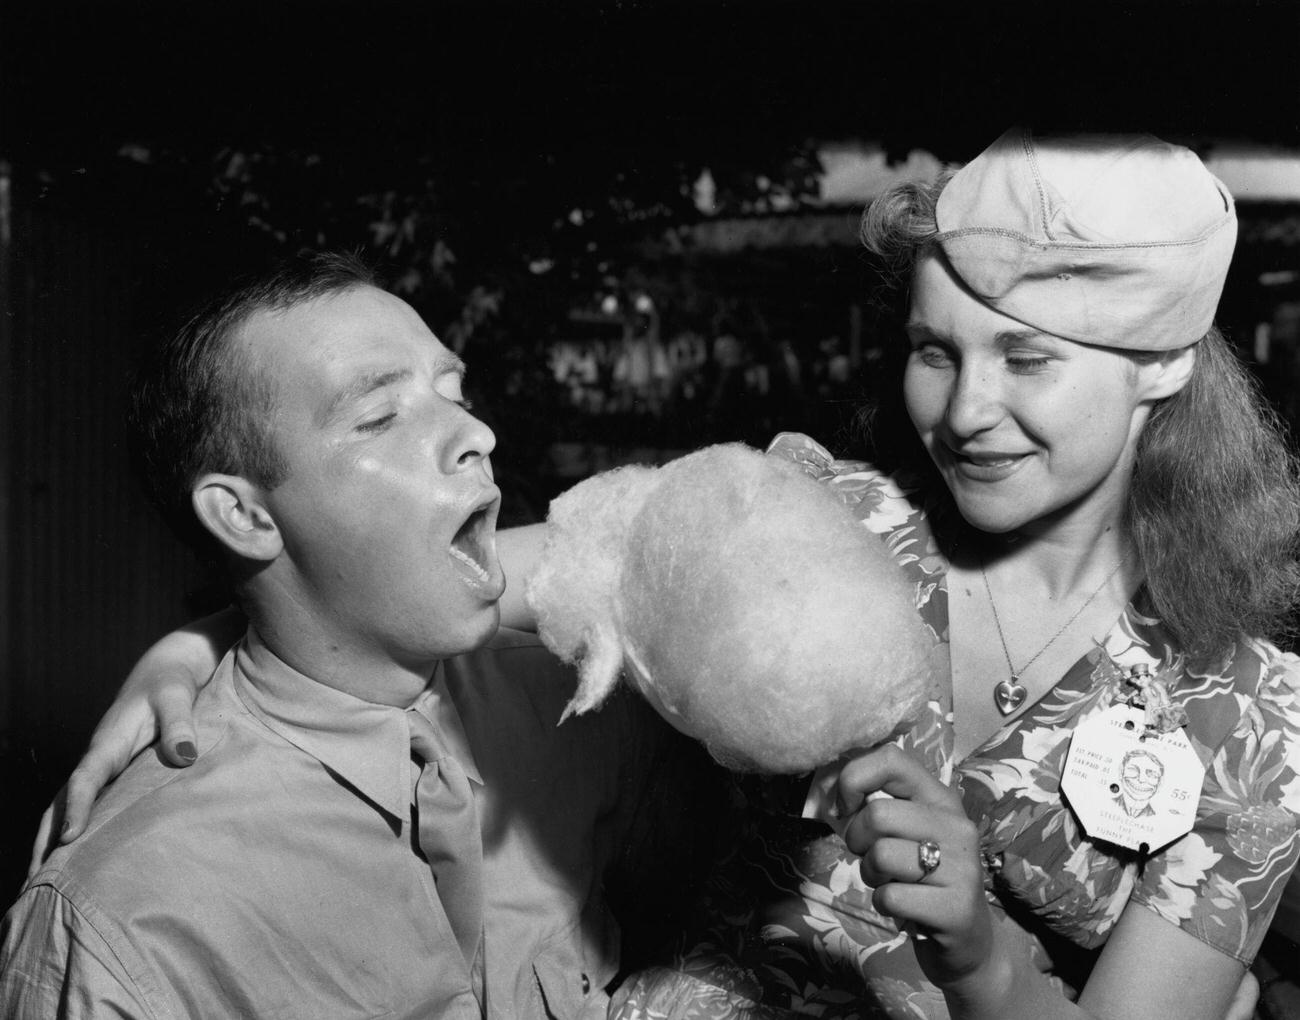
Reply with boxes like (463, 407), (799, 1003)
(461, 604), (502, 654)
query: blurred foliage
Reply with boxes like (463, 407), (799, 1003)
(102, 132), (826, 329)
(13, 129), (835, 522)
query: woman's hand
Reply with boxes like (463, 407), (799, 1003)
(836, 744), (999, 994)
(837, 745), (1259, 1020)
(27, 608), (244, 876)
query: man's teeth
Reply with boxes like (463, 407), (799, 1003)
(450, 544), (490, 582)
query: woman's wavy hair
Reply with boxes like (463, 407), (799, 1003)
(858, 175), (1300, 662)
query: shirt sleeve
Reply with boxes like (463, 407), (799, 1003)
(1130, 642), (1300, 964)
(0, 884), (157, 1020)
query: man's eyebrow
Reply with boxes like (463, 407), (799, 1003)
(317, 368), (413, 427)
(316, 354), (469, 427)
(435, 352), (468, 380)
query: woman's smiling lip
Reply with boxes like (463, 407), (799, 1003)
(944, 446), (1032, 481)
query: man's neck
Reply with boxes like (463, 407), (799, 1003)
(244, 604), (437, 709)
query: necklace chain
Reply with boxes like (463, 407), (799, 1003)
(980, 558), (1126, 682)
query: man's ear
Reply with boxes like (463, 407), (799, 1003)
(192, 474), (282, 562)
(1138, 344), (1197, 402)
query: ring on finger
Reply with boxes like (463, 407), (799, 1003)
(916, 838), (941, 881)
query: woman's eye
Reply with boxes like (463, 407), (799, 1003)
(913, 344), (954, 369)
(1006, 355), (1052, 373)
(356, 413), (396, 434)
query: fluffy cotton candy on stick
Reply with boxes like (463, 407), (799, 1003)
(525, 443), (937, 773)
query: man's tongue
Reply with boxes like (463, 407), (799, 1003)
(450, 543), (490, 583)
(449, 511), (491, 584)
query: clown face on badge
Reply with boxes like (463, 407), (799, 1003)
(1119, 747), (1165, 809)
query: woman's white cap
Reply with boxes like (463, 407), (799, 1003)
(935, 127), (1237, 351)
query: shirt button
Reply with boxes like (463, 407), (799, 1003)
(581, 973), (591, 994)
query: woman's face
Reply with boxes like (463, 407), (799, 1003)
(903, 253), (1172, 537)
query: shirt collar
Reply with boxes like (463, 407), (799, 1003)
(231, 629), (483, 822)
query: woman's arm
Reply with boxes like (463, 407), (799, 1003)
(930, 898), (1245, 1020)
(497, 522), (547, 631)
(31, 523), (548, 870)
(28, 607), (244, 870)
(837, 745), (1252, 1020)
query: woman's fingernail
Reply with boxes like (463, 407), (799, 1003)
(61, 820), (73, 838)
(176, 741), (198, 763)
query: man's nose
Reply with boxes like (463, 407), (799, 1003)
(445, 405), (496, 472)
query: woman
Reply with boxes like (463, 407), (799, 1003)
(606, 129), (1300, 1020)
(37, 130), (1300, 1019)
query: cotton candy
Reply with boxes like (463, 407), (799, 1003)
(525, 443), (937, 773)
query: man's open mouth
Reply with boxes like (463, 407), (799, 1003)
(449, 504), (496, 585)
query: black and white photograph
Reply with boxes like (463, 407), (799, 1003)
(2, 2), (1299, 1017)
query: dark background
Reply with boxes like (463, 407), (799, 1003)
(2, 0), (1298, 956)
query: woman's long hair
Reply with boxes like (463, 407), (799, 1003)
(859, 177), (1300, 661)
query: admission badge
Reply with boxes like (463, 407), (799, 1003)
(1060, 665), (1204, 854)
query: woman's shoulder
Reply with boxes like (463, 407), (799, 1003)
(764, 431), (929, 536)
(1167, 633), (1300, 837)
(1122, 627), (1300, 761)
(1225, 635), (1300, 746)
(765, 431), (888, 481)
(1205, 633), (1300, 716)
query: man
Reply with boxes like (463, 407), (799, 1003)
(0, 252), (697, 1018)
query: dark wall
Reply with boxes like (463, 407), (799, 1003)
(0, 174), (213, 900)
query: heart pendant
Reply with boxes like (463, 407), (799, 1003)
(993, 677), (1028, 716)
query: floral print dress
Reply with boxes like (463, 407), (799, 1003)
(611, 433), (1300, 1020)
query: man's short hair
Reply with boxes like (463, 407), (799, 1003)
(130, 249), (376, 557)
